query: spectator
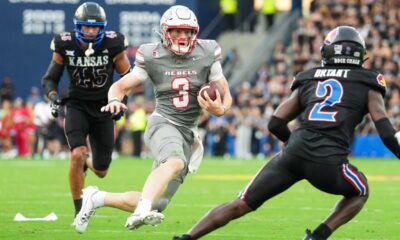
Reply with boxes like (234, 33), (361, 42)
(0, 76), (14, 103)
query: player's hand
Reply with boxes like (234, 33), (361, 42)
(101, 98), (128, 119)
(49, 95), (62, 118)
(197, 90), (225, 117)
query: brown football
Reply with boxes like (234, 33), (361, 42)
(199, 81), (224, 101)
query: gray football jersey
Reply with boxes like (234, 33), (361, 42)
(135, 39), (222, 128)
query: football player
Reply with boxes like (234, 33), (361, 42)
(73, 5), (233, 234)
(173, 26), (400, 240)
(41, 2), (131, 222)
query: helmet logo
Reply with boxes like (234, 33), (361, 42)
(324, 28), (338, 45)
(334, 45), (342, 55)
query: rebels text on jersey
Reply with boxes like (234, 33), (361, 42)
(51, 31), (127, 101)
(290, 66), (386, 151)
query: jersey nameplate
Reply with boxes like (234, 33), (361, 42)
(314, 69), (350, 78)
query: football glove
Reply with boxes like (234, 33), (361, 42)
(49, 95), (62, 118)
(111, 95), (128, 121)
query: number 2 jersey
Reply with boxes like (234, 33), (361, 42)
(51, 31), (128, 101)
(285, 66), (386, 164)
(134, 40), (222, 128)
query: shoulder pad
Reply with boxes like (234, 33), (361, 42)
(196, 39), (222, 61)
(290, 68), (316, 91)
(103, 31), (128, 52)
(135, 43), (160, 67)
(52, 32), (73, 53)
(351, 69), (386, 97)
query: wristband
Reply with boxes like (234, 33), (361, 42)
(108, 97), (121, 104)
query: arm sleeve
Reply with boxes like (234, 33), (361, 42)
(375, 118), (400, 159)
(41, 60), (64, 96)
(208, 61), (224, 81)
(268, 115), (291, 142)
(131, 66), (149, 82)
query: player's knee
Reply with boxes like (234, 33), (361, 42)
(152, 198), (170, 212)
(71, 146), (88, 163)
(230, 199), (253, 217)
(165, 158), (185, 175)
(93, 170), (108, 178)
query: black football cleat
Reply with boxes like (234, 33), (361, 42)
(304, 229), (316, 240)
(303, 229), (327, 240)
(172, 234), (193, 240)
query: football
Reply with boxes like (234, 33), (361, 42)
(199, 81), (224, 101)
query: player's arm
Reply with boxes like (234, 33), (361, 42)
(368, 89), (400, 159)
(198, 61), (232, 117)
(113, 50), (131, 77)
(268, 89), (302, 142)
(101, 66), (147, 114)
(41, 52), (64, 99)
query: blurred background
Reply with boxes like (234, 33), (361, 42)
(0, 0), (399, 160)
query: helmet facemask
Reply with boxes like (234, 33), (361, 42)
(160, 5), (199, 55)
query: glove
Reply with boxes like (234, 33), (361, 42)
(49, 95), (62, 118)
(111, 95), (128, 121)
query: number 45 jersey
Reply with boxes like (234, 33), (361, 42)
(135, 39), (222, 128)
(287, 66), (386, 163)
(51, 31), (128, 101)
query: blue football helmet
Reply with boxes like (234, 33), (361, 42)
(73, 2), (107, 45)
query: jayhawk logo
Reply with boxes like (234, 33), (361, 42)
(377, 74), (386, 87)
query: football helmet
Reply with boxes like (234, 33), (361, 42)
(320, 26), (366, 66)
(160, 5), (199, 55)
(74, 2), (107, 45)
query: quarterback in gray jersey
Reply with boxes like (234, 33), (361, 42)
(74, 5), (233, 233)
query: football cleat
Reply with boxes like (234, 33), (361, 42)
(74, 186), (98, 233)
(304, 229), (315, 240)
(172, 234), (193, 240)
(125, 211), (165, 230)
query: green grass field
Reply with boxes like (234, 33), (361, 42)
(1, 157), (399, 239)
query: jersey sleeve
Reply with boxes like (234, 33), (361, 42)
(354, 70), (387, 97)
(369, 72), (387, 97)
(134, 44), (146, 69)
(106, 31), (128, 57)
(51, 32), (73, 55)
(290, 72), (305, 91)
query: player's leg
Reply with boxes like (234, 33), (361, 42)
(86, 116), (115, 177)
(304, 162), (369, 240)
(126, 117), (190, 229)
(74, 115), (115, 233)
(65, 106), (90, 216)
(174, 152), (301, 240)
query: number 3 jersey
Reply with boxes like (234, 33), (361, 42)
(51, 31), (128, 101)
(286, 66), (386, 163)
(135, 40), (222, 128)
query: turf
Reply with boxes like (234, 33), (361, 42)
(0, 157), (399, 239)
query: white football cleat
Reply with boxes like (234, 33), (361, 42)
(74, 186), (98, 234)
(125, 211), (165, 230)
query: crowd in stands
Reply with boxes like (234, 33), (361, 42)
(1, 0), (400, 159)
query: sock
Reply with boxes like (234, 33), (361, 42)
(134, 198), (152, 215)
(92, 190), (106, 208)
(312, 223), (332, 239)
(74, 199), (82, 216)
